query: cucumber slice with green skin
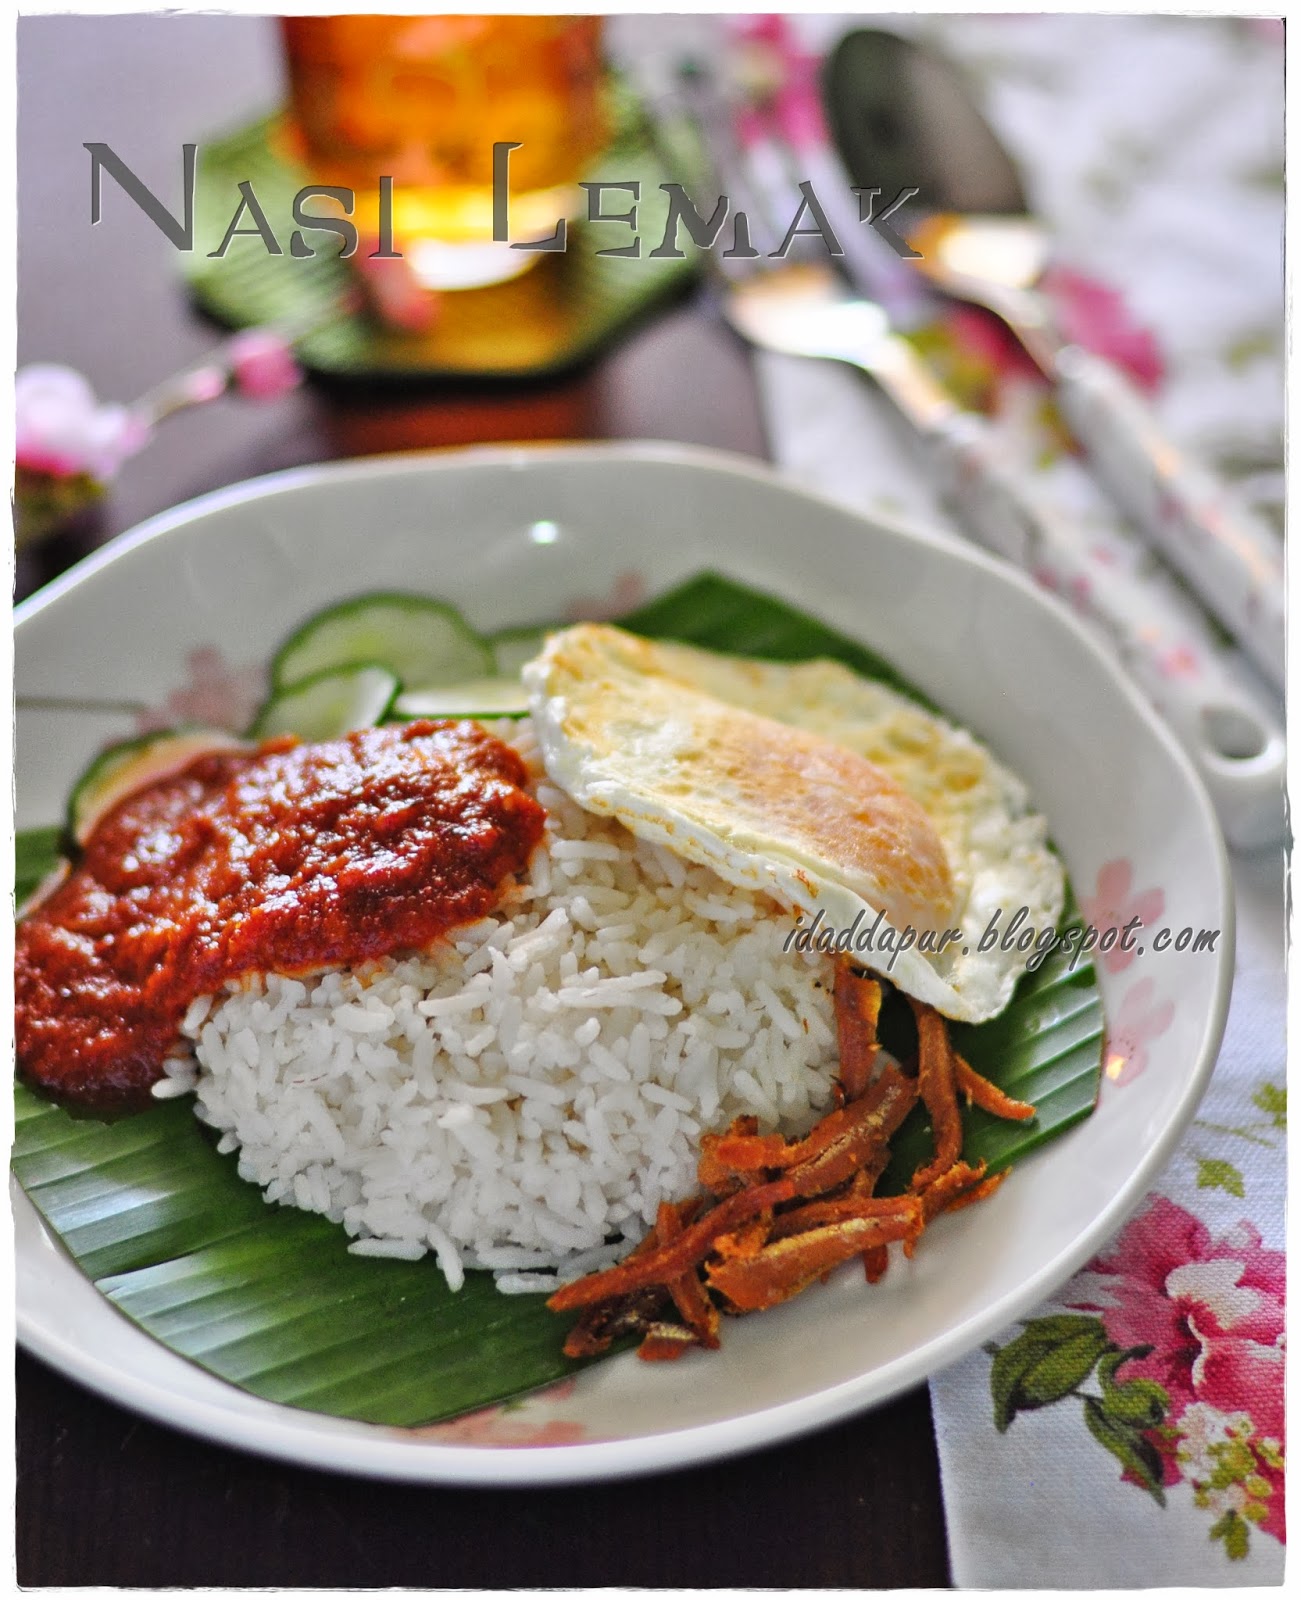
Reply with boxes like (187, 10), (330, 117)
(18, 858), (70, 919)
(395, 676), (530, 720)
(272, 594), (492, 691)
(489, 626), (550, 677)
(249, 664), (400, 742)
(69, 729), (242, 848)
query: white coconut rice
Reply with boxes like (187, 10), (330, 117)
(161, 721), (840, 1294)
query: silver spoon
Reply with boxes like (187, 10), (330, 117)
(824, 27), (1285, 693)
(660, 51), (1284, 848)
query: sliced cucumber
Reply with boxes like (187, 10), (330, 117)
(272, 594), (492, 691)
(250, 663), (400, 742)
(395, 676), (530, 721)
(69, 729), (242, 848)
(17, 858), (70, 919)
(489, 626), (550, 677)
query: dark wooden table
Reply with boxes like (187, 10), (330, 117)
(15, 16), (950, 1586)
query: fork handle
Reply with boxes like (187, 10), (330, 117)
(922, 409), (1285, 850)
(1052, 343), (1285, 691)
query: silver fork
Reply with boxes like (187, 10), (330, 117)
(669, 61), (1284, 850)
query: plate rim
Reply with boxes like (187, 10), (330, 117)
(14, 441), (1236, 1485)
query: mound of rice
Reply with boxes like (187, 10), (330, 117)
(167, 721), (840, 1293)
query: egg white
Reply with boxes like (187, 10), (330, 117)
(524, 626), (1064, 1024)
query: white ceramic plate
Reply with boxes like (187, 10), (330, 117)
(14, 443), (1233, 1484)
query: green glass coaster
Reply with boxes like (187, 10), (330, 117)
(182, 92), (700, 382)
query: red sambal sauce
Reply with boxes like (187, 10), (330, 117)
(15, 720), (546, 1111)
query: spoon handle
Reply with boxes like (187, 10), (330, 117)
(1049, 343), (1285, 691)
(921, 409), (1285, 851)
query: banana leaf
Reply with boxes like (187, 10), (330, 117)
(12, 573), (1103, 1426)
(15, 825), (64, 907)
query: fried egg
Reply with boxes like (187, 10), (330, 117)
(523, 624), (1064, 1024)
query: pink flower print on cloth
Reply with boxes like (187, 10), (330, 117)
(1067, 1196), (1285, 1548)
(1104, 977), (1175, 1087)
(1080, 857), (1166, 975)
(1041, 266), (1164, 393)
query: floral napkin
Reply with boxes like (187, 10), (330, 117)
(931, 855), (1284, 1586)
(745, 12), (1285, 1586)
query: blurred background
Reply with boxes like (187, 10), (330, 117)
(15, 12), (765, 591)
(17, 13), (1284, 585)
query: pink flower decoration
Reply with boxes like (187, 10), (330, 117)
(135, 646), (265, 735)
(15, 364), (149, 481)
(226, 329), (302, 400)
(1080, 857), (1165, 975)
(185, 367), (230, 405)
(728, 13), (827, 152)
(408, 1380), (587, 1447)
(1157, 643), (1202, 681)
(1103, 976), (1175, 1086)
(565, 570), (648, 622)
(946, 304), (1042, 388)
(413, 1405), (587, 1447)
(1066, 1196), (1285, 1540)
(1041, 266), (1164, 392)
